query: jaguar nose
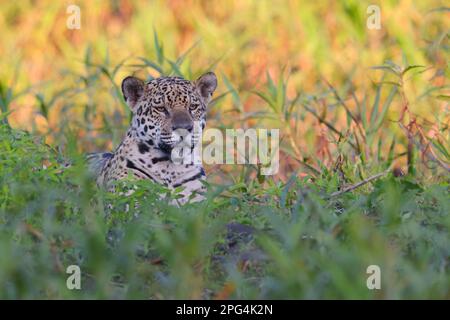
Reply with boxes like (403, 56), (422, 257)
(172, 122), (193, 132)
(172, 111), (194, 132)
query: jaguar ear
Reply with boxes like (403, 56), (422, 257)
(121, 76), (144, 110)
(195, 72), (217, 104)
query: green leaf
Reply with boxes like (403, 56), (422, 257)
(369, 84), (381, 129)
(252, 90), (277, 112)
(372, 86), (397, 132)
(370, 65), (400, 77)
(153, 29), (164, 65)
(266, 71), (277, 98)
(167, 59), (184, 77)
(387, 137), (396, 167)
(435, 95), (450, 101)
(137, 57), (164, 75)
(431, 140), (450, 160)
(361, 95), (368, 130)
(402, 65), (426, 76)
(222, 74), (243, 113)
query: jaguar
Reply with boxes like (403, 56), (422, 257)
(87, 72), (217, 205)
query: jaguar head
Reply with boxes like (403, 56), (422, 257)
(121, 72), (217, 155)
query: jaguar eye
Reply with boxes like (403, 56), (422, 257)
(189, 104), (198, 111)
(154, 105), (166, 112)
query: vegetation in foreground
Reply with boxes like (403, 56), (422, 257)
(0, 122), (448, 299)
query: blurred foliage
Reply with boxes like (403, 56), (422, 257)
(0, 0), (449, 299)
(0, 0), (448, 181)
(0, 122), (448, 299)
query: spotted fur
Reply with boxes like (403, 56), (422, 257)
(88, 72), (217, 205)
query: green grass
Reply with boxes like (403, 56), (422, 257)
(0, 122), (448, 299)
